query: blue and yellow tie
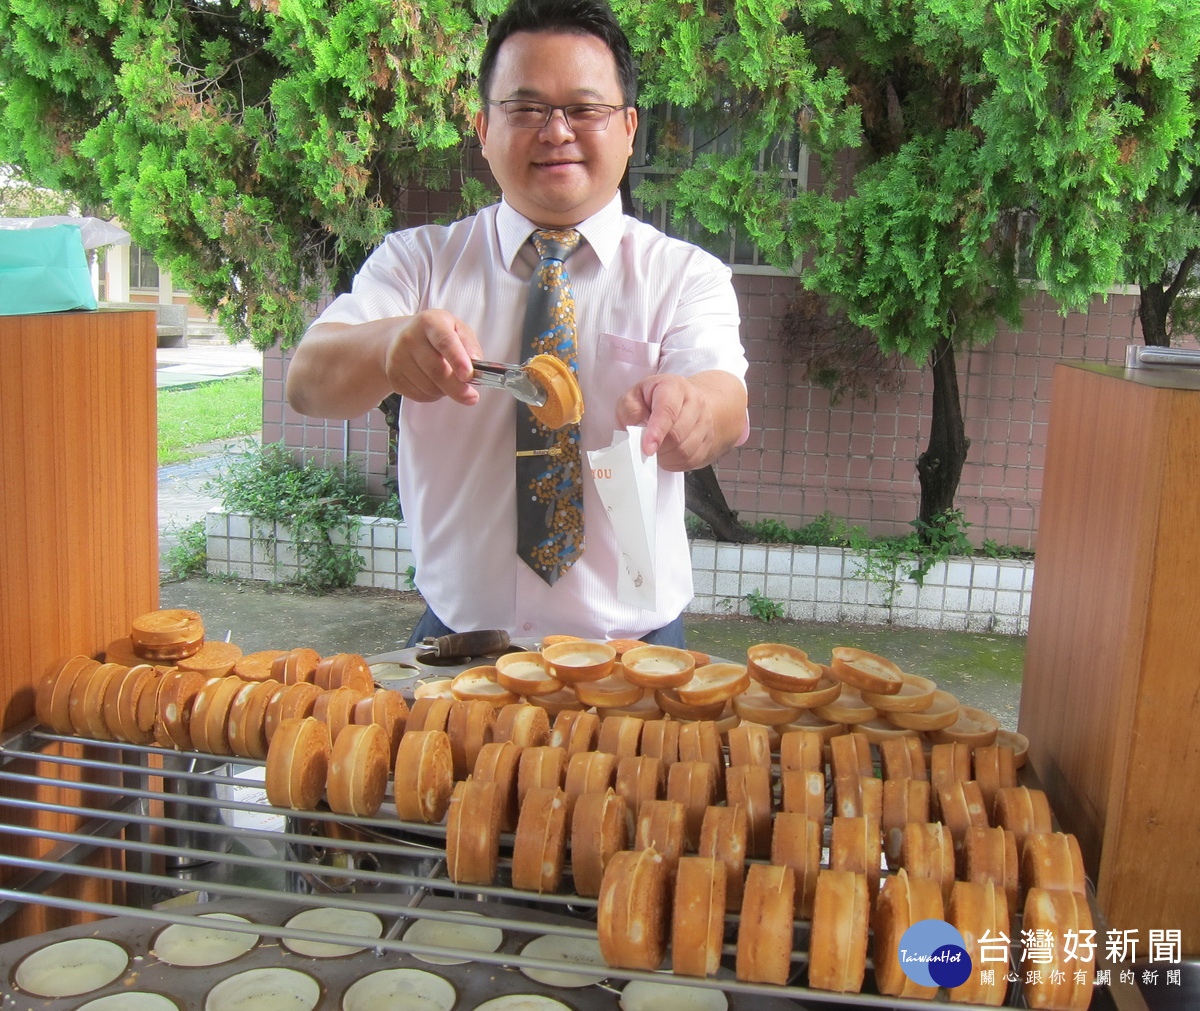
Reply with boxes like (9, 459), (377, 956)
(516, 229), (584, 584)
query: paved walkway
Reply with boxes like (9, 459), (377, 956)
(157, 341), (263, 565)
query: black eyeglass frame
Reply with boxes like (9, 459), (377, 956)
(485, 100), (632, 131)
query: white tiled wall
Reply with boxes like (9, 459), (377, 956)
(206, 513), (1033, 634)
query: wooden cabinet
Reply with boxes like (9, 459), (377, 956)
(0, 308), (159, 939)
(1021, 362), (1200, 954)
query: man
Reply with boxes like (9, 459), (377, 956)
(286, 0), (747, 645)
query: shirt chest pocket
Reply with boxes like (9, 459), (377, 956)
(586, 333), (662, 435)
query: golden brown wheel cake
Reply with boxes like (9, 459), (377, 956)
(830, 814), (883, 899)
(232, 649), (288, 683)
(574, 664), (645, 709)
(769, 674), (842, 711)
(405, 695), (454, 734)
(315, 685), (373, 748)
(471, 740), (523, 831)
(272, 647), (321, 685)
(726, 722), (773, 770)
(833, 773), (883, 824)
(65, 661), (113, 736)
(807, 868), (869, 993)
(131, 608), (203, 646)
(879, 734), (928, 781)
(972, 742), (1017, 812)
(746, 642), (822, 694)
(676, 720), (725, 797)
(605, 638), (650, 657)
(862, 671), (937, 712)
(946, 879), (1010, 1007)
(517, 745), (567, 808)
(393, 729), (454, 823)
(105, 663), (158, 744)
(492, 702), (550, 748)
(494, 651), (562, 697)
(778, 727), (825, 774)
(80, 662), (125, 740)
(1023, 887), (1095, 1011)
(563, 750), (618, 821)
(638, 717), (680, 770)
(313, 652), (373, 692)
(444, 777), (504, 885)
(929, 740), (973, 817)
(770, 810), (821, 918)
(725, 764), (772, 859)
(227, 679), (283, 760)
(264, 716), (331, 810)
(446, 698), (498, 779)
(596, 714), (644, 757)
(326, 721), (390, 818)
(613, 755), (662, 823)
(992, 785), (1053, 851)
(665, 760), (716, 850)
(885, 689), (961, 733)
(881, 777), (931, 870)
(154, 670), (208, 750)
(525, 353), (584, 430)
(176, 639), (243, 678)
(900, 821), (957, 904)
(264, 681), (323, 746)
(829, 646), (904, 695)
(351, 688), (409, 766)
(541, 640), (616, 684)
(829, 731), (874, 780)
(450, 665), (518, 707)
(928, 704), (1001, 749)
(964, 824), (1020, 913)
(596, 847), (669, 971)
(672, 855), (727, 978)
(736, 863), (796, 985)
(872, 867), (944, 999)
(569, 788), (629, 898)
(510, 786), (569, 893)
(780, 768), (826, 827)
(699, 803), (748, 912)
(189, 674), (245, 756)
(653, 686), (725, 722)
(634, 798), (687, 873)
(549, 709), (599, 754)
(938, 779), (991, 870)
(1021, 831), (1087, 897)
(732, 679), (803, 726)
(104, 636), (151, 669)
(620, 645), (696, 691)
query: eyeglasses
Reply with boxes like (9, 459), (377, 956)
(487, 100), (629, 131)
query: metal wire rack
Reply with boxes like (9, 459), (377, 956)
(0, 721), (1115, 1011)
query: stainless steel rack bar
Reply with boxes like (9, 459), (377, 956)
(0, 720), (1098, 1010)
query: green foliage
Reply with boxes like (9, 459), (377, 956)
(163, 520), (208, 581)
(209, 442), (367, 591)
(851, 509), (976, 603)
(157, 372), (263, 465)
(744, 588), (785, 623)
(0, 0), (507, 350)
(746, 511), (865, 548)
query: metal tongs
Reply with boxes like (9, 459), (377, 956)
(470, 359), (548, 407)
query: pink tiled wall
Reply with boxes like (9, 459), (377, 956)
(263, 278), (1148, 551)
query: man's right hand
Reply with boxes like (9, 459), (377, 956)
(287, 309), (482, 419)
(381, 309), (483, 405)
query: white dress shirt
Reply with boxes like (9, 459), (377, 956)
(312, 193), (746, 640)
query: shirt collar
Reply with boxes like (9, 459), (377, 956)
(496, 193), (625, 271)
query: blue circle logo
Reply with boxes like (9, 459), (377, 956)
(897, 919), (973, 989)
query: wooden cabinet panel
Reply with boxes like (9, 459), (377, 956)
(1021, 362), (1200, 954)
(0, 308), (159, 939)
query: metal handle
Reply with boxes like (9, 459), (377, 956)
(420, 629), (512, 659)
(469, 360), (548, 406)
(1125, 345), (1200, 369)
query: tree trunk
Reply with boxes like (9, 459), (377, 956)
(916, 335), (970, 535)
(1138, 281), (1172, 347)
(686, 465), (755, 542)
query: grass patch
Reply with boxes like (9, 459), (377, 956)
(158, 372), (263, 465)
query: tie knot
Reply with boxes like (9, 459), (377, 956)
(531, 229), (581, 263)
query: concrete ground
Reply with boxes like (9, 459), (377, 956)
(156, 342), (1025, 732)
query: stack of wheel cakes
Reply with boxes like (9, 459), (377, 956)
(36, 615), (1092, 1009)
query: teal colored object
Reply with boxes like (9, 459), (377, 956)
(0, 223), (98, 315)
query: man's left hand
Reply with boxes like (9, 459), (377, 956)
(615, 371), (748, 472)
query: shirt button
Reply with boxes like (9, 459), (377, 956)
(523, 622), (533, 631)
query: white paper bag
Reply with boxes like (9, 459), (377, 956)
(588, 426), (657, 609)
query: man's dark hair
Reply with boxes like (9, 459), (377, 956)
(478, 0), (638, 107)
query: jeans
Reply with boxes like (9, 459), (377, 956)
(405, 608), (686, 649)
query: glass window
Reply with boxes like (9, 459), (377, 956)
(129, 245), (160, 291)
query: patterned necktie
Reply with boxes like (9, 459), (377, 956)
(516, 229), (584, 584)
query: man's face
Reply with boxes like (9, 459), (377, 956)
(475, 30), (637, 228)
